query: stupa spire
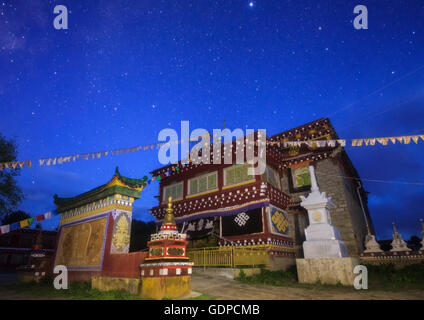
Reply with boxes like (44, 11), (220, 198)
(164, 197), (176, 224)
(159, 197), (178, 233)
(309, 165), (319, 193)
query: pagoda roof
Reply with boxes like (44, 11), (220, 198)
(269, 117), (338, 141)
(54, 167), (147, 213)
(150, 118), (341, 179)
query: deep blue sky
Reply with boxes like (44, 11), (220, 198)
(0, 0), (423, 240)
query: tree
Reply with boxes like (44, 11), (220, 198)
(129, 220), (157, 252)
(0, 133), (23, 218)
(1, 210), (30, 225)
(407, 236), (422, 251)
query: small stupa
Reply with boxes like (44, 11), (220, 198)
(390, 222), (411, 252)
(363, 225), (383, 253)
(139, 197), (193, 299)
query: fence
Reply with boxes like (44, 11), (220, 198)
(187, 244), (285, 268)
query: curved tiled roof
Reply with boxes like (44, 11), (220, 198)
(54, 167), (147, 213)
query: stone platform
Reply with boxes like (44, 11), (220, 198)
(296, 257), (359, 286)
(91, 276), (141, 295)
(141, 275), (191, 300)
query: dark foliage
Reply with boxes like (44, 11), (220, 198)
(365, 263), (424, 289)
(378, 239), (393, 251)
(0, 133), (24, 218)
(407, 236), (422, 251)
(129, 219), (157, 252)
(236, 266), (298, 286)
(1, 210), (30, 225)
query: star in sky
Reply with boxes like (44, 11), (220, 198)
(1, 0), (423, 239)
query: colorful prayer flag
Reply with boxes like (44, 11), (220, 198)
(0, 225), (10, 234)
(20, 219), (30, 228)
(377, 138), (388, 146)
(412, 136), (419, 144)
(36, 214), (45, 222)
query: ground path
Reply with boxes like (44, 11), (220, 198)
(0, 272), (422, 300)
(191, 273), (424, 300)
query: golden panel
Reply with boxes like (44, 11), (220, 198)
(167, 247), (185, 256)
(288, 146), (300, 156)
(55, 217), (107, 268)
(111, 213), (130, 253)
(271, 210), (289, 234)
(150, 247), (164, 257)
(313, 212), (321, 221)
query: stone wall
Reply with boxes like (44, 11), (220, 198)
(282, 157), (371, 258)
(267, 255), (296, 271)
(296, 257), (360, 286)
(288, 212), (308, 258)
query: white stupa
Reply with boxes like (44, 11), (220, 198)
(300, 165), (348, 258)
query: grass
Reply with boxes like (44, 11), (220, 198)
(1, 275), (215, 300)
(365, 263), (424, 291)
(236, 266), (298, 286)
(234, 264), (424, 291)
(2, 278), (146, 300)
(234, 266), (347, 291)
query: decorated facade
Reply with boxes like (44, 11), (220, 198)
(150, 118), (374, 265)
(270, 118), (374, 257)
(53, 167), (147, 282)
(150, 132), (294, 255)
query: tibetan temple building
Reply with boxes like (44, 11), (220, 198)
(0, 229), (57, 271)
(150, 118), (374, 269)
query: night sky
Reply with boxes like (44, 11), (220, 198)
(0, 0), (423, 240)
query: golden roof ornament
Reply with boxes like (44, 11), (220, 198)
(420, 218), (424, 231)
(392, 222), (397, 233)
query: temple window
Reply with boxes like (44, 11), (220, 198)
(223, 163), (255, 187)
(292, 166), (311, 188)
(163, 182), (183, 203)
(263, 165), (281, 190)
(188, 172), (218, 196)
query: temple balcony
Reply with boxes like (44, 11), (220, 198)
(150, 180), (292, 222)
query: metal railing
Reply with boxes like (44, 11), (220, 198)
(187, 244), (276, 268)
